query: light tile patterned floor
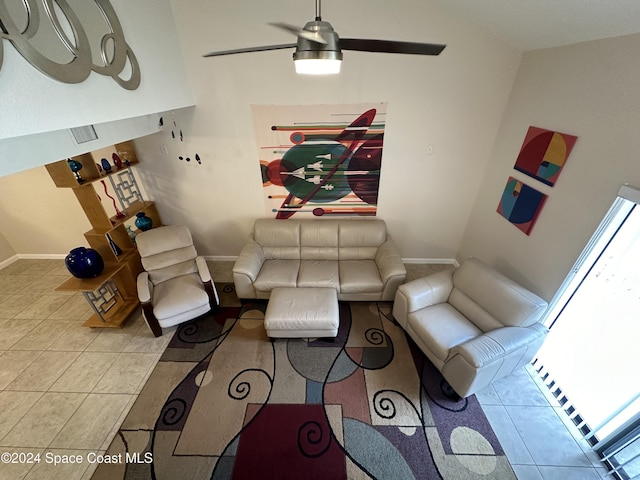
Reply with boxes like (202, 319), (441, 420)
(0, 259), (174, 480)
(0, 259), (611, 479)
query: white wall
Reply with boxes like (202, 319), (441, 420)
(0, 229), (16, 263)
(0, 166), (91, 255)
(131, 0), (521, 259)
(0, 0), (194, 176)
(458, 33), (640, 300)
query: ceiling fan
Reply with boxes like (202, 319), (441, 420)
(203, 0), (446, 74)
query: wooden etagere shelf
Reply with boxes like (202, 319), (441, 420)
(47, 140), (161, 329)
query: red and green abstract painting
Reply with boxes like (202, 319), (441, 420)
(252, 103), (386, 219)
(497, 177), (548, 235)
(514, 126), (577, 187)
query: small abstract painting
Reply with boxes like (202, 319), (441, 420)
(514, 126), (577, 186)
(497, 177), (548, 235)
(252, 103), (386, 219)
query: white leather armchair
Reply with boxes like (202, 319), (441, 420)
(136, 224), (219, 337)
(392, 258), (548, 398)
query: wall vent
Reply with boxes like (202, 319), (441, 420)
(70, 125), (98, 144)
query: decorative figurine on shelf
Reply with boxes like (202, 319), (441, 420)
(112, 153), (123, 170)
(106, 233), (123, 256)
(100, 158), (112, 173)
(67, 159), (85, 184)
(95, 163), (104, 176)
(100, 180), (126, 220)
(135, 212), (153, 231)
(65, 247), (104, 278)
(126, 226), (137, 244)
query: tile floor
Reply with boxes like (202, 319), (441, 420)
(0, 259), (611, 479)
(0, 259), (175, 480)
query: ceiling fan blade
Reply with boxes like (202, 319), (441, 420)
(268, 22), (328, 44)
(203, 43), (297, 57)
(340, 38), (446, 55)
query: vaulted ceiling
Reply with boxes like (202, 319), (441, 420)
(439, 0), (640, 50)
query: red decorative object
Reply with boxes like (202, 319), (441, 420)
(112, 153), (123, 170)
(101, 180), (125, 220)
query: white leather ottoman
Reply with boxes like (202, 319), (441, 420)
(264, 287), (339, 339)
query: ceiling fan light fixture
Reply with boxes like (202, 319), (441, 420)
(293, 49), (342, 75)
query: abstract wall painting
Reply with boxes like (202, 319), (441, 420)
(497, 176), (548, 235)
(514, 126), (577, 187)
(252, 103), (386, 219)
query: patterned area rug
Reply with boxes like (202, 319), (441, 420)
(92, 284), (516, 480)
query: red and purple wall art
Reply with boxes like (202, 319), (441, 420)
(514, 126), (577, 187)
(252, 103), (386, 219)
(497, 177), (548, 235)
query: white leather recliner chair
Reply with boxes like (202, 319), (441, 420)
(392, 258), (548, 398)
(136, 224), (218, 337)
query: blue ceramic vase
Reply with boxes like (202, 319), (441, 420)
(135, 212), (152, 231)
(67, 159), (85, 184)
(65, 247), (104, 278)
(100, 158), (112, 173)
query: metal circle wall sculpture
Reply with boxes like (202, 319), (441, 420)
(0, 0), (140, 89)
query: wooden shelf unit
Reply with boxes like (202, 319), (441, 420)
(45, 141), (140, 188)
(47, 140), (160, 329)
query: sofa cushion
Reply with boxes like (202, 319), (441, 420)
(254, 259), (300, 292)
(298, 260), (340, 290)
(300, 221), (339, 260)
(339, 260), (383, 293)
(254, 219), (301, 260)
(339, 220), (387, 260)
(451, 258), (547, 328)
(408, 303), (482, 362)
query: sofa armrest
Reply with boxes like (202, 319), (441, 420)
(375, 239), (406, 280)
(375, 239), (407, 300)
(137, 271), (153, 304)
(232, 239), (265, 282)
(448, 323), (549, 368)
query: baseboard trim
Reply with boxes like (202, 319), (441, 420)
(203, 255), (459, 266)
(203, 255), (238, 262)
(0, 253), (67, 271)
(0, 254), (19, 270)
(402, 258), (459, 267)
(17, 253), (67, 260)
(1, 254), (459, 268)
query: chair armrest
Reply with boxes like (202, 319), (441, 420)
(448, 323), (549, 368)
(137, 271), (153, 303)
(398, 269), (454, 312)
(195, 256), (212, 283)
(392, 268), (454, 329)
(232, 239), (265, 282)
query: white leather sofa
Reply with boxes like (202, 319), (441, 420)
(233, 218), (406, 301)
(392, 258), (548, 398)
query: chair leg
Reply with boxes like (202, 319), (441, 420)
(441, 380), (462, 401)
(141, 303), (162, 337)
(204, 280), (219, 309)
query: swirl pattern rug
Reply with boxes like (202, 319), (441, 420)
(92, 284), (516, 480)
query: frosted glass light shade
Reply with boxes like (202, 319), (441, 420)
(294, 58), (342, 75)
